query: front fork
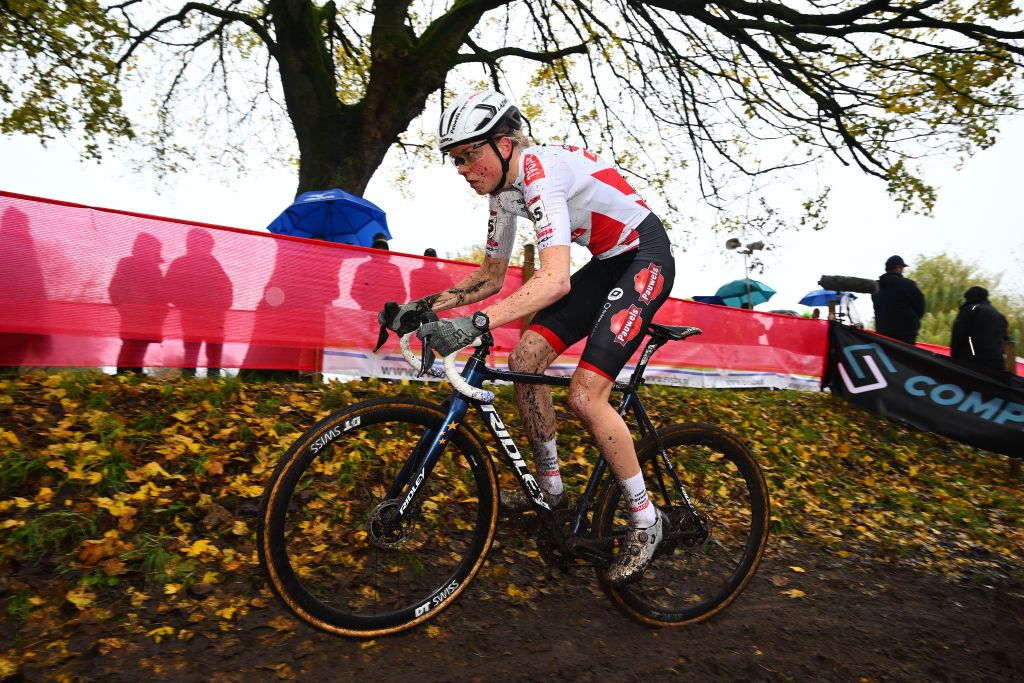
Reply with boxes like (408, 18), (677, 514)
(378, 355), (488, 534)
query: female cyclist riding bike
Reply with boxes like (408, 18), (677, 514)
(378, 89), (676, 586)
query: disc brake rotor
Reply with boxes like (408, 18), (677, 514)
(367, 498), (417, 550)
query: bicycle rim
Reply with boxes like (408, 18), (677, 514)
(595, 422), (770, 626)
(258, 398), (497, 637)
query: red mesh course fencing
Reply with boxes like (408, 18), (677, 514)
(0, 191), (525, 370)
(1, 190), (835, 383)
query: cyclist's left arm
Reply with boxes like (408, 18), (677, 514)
(477, 245), (570, 329)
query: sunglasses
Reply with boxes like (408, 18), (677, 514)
(448, 140), (490, 167)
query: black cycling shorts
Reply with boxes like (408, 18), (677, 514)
(527, 213), (675, 381)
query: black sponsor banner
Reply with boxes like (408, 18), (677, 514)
(823, 322), (1024, 459)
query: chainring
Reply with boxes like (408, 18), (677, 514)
(533, 510), (576, 571)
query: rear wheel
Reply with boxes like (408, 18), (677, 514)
(257, 397), (498, 637)
(594, 422), (769, 626)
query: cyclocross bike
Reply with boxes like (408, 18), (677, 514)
(257, 322), (770, 637)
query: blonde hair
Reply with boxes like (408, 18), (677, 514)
(507, 128), (533, 148)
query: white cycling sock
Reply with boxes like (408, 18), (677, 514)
(533, 438), (564, 496)
(618, 472), (656, 527)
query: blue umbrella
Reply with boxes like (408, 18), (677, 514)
(692, 295), (726, 305)
(714, 278), (776, 308)
(266, 189), (390, 247)
(799, 288), (858, 307)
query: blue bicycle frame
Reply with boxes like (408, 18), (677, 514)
(382, 329), (684, 540)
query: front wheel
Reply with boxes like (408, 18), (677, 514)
(257, 397), (498, 637)
(594, 422), (770, 626)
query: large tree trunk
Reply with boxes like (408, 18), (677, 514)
(269, 0), (481, 197)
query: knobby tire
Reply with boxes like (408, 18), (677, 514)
(594, 422), (770, 626)
(257, 397), (498, 637)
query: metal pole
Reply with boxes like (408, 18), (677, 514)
(743, 251), (752, 309)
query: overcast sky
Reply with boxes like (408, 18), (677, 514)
(2, 113), (1021, 324)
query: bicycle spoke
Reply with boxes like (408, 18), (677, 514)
(595, 423), (769, 625)
(259, 400), (497, 635)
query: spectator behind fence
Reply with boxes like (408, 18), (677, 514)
(351, 234), (407, 314)
(871, 254), (925, 344)
(165, 229), (234, 377)
(0, 206), (52, 365)
(409, 247), (455, 300)
(241, 236), (344, 379)
(108, 233), (169, 374)
(950, 286), (1010, 373)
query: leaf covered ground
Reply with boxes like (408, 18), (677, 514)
(0, 370), (1021, 681)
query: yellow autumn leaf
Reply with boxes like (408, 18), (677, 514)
(231, 520), (250, 536)
(0, 428), (20, 447)
(65, 586), (96, 610)
(268, 615), (296, 631)
(185, 539), (220, 557)
(146, 626), (175, 643)
(789, 566), (806, 573)
(425, 625), (443, 638)
(781, 589), (806, 598)
(1, 519), (25, 530)
(164, 583), (182, 595)
(0, 655), (18, 678)
(506, 584), (528, 600)
(67, 463), (103, 484)
(129, 461), (185, 481)
(216, 606), (237, 620)
(360, 640), (377, 650)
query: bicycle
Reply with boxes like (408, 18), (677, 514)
(257, 322), (770, 637)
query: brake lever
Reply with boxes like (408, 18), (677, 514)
(418, 335), (437, 377)
(373, 323), (389, 353)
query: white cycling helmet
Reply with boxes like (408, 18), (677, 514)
(437, 90), (523, 153)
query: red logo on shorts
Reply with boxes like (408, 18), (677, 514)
(610, 305), (643, 346)
(524, 154), (545, 186)
(634, 263), (664, 304)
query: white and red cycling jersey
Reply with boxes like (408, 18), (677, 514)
(486, 145), (651, 261)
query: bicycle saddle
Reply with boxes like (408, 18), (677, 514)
(648, 323), (702, 341)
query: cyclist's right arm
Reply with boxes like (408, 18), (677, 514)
(419, 196), (515, 313)
(423, 255), (508, 313)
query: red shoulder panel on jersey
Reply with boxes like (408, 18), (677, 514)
(591, 168), (636, 195)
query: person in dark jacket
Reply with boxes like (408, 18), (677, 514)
(950, 286), (1009, 373)
(872, 255), (926, 344)
(109, 233), (169, 374)
(165, 229), (234, 377)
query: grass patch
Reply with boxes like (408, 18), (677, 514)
(5, 511), (98, 558)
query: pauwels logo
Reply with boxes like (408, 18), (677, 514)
(610, 305), (643, 346)
(838, 343), (897, 394)
(634, 263), (663, 304)
(523, 154), (545, 186)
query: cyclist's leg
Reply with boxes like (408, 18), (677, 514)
(508, 330), (560, 489)
(505, 258), (610, 501)
(569, 218), (675, 583)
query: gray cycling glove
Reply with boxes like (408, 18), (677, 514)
(378, 299), (431, 335)
(416, 316), (481, 358)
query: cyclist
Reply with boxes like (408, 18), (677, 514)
(378, 90), (675, 586)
